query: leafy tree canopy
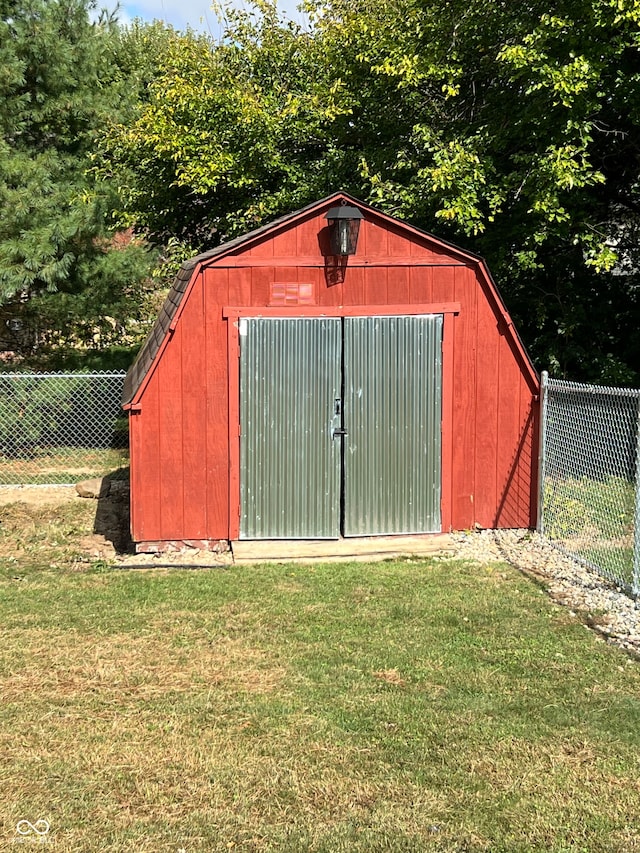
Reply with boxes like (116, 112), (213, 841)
(101, 9), (358, 250)
(316, 0), (640, 382)
(100, 0), (640, 383)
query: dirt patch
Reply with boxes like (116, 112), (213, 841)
(0, 481), (134, 560)
(0, 482), (233, 566)
(373, 668), (407, 687)
(93, 484), (134, 556)
(0, 485), (77, 506)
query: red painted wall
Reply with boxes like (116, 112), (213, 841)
(129, 204), (539, 545)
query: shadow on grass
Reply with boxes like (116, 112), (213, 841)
(93, 468), (134, 555)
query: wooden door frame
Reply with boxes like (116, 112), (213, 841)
(224, 303), (459, 540)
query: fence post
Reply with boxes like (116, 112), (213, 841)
(633, 400), (640, 598)
(537, 371), (548, 535)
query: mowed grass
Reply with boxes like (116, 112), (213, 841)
(1, 503), (640, 851)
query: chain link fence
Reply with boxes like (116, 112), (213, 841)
(6, 368), (640, 595)
(0, 371), (128, 486)
(539, 371), (640, 597)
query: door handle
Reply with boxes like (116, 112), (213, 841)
(332, 398), (347, 439)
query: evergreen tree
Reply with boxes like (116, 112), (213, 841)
(0, 0), (155, 359)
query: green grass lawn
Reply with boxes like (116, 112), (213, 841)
(1, 501), (640, 851)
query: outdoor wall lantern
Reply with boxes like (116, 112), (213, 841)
(325, 202), (364, 256)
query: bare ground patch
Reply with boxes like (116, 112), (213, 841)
(0, 485), (77, 506)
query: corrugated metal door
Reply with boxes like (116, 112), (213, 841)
(343, 315), (443, 535)
(239, 318), (341, 539)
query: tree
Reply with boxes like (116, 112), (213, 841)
(100, 10), (363, 254)
(0, 0), (156, 360)
(100, 0), (640, 383)
(314, 0), (640, 382)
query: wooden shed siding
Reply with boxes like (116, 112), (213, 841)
(238, 215), (468, 268)
(365, 263), (388, 305)
(129, 410), (142, 539)
(228, 263), (251, 306)
(495, 333), (536, 528)
(343, 265), (364, 305)
(494, 333), (520, 527)
(132, 380), (161, 539)
(128, 198), (538, 543)
(158, 340), (183, 536)
(428, 264), (451, 304)
(450, 266), (477, 528)
(181, 277), (208, 537)
(474, 273), (501, 523)
(440, 313), (455, 533)
(387, 267), (410, 304)
(204, 268), (229, 537)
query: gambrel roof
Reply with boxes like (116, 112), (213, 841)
(123, 192), (537, 408)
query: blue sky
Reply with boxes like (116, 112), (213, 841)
(102, 0), (308, 37)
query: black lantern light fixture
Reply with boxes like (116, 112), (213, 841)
(325, 201), (364, 256)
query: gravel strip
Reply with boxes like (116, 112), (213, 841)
(449, 529), (640, 656)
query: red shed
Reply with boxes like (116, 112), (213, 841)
(122, 192), (539, 551)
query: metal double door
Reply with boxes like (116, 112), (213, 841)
(239, 315), (443, 539)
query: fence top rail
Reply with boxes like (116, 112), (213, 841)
(547, 377), (640, 399)
(0, 371), (127, 379)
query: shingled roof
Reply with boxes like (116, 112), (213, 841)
(122, 262), (193, 407)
